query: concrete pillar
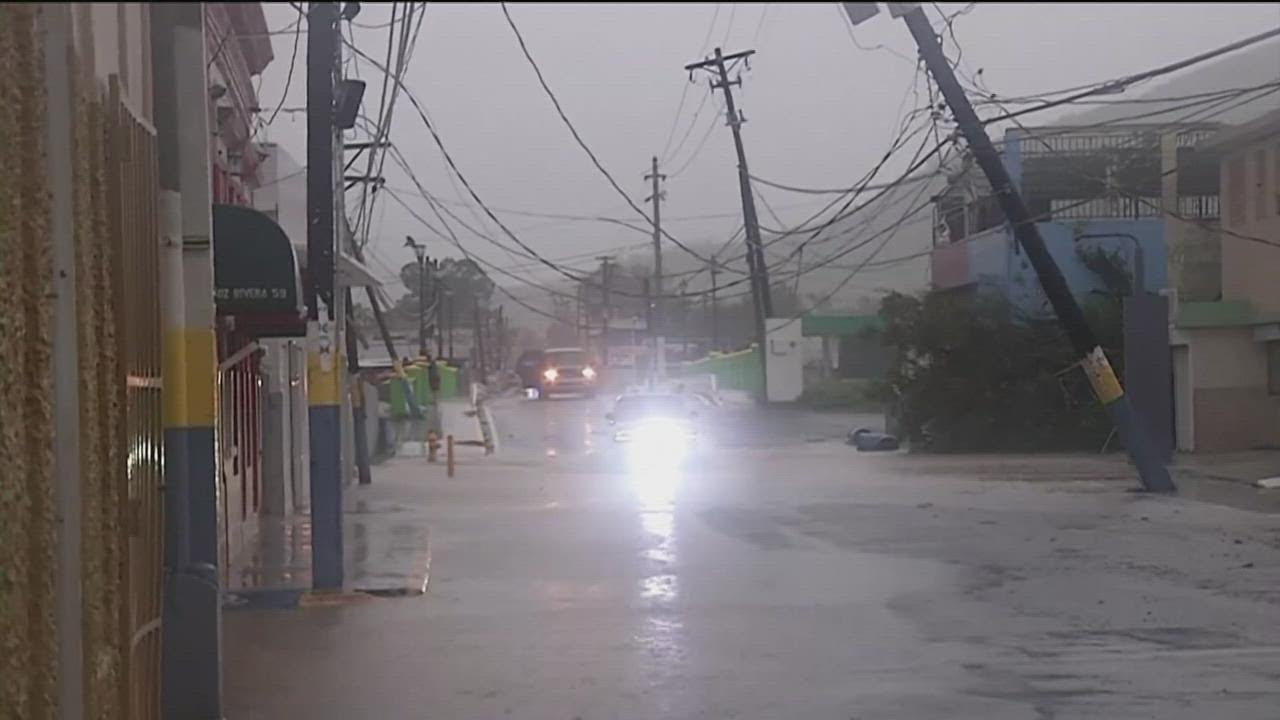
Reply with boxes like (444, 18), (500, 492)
(289, 340), (311, 511)
(42, 5), (84, 717)
(152, 5), (222, 716)
(260, 340), (293, 516)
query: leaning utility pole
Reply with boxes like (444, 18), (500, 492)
(841, 3), (1174, 493)
(645, 156), (667, 383)
(687, 47), (771, 401)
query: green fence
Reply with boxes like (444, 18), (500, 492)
(388, 362), (460, 418)
(672, 346), (762, 398)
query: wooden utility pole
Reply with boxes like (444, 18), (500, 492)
(645, 156), (667, 381)
(841, 2), (1173, 492)
(686, 47), (771, 401)
(435, 283), (444, 358)
(306, 0), (344, 589)
(709, 259), (720, 351)
(596, 256), (614, 367)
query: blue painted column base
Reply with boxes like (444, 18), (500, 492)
(161, 426), (223, 718)
(309, 404), (344, 589)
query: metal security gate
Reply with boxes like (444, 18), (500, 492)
(107, 77), (164, 719)
(217, 343), (264, 585)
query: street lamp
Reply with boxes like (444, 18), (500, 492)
(404, 236), (428, 357)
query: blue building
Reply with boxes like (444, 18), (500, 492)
(929, 124), (1221, 311)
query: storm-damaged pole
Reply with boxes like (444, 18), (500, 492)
(842, 2), (1174, 492)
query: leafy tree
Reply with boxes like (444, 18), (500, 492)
(877, 288), (1118, 452)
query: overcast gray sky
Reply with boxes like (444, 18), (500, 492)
(255, 2), (1280, 309)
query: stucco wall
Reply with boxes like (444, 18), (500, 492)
(1184, 327), (1279, 451)
(1, 6), (58, 716)
(1221, 138), (1280, 313)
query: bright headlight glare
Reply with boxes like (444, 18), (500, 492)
(624, 421), (692, 451)
(582, 366), (597, 380)
(543, 367), (559, 381)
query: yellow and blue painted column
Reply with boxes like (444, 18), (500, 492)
(308, 319), (345, 590)
(153, 6), (223, 716)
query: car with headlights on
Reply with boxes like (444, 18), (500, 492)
(537, 347), (599, 398)
(605, 393), (700, 450)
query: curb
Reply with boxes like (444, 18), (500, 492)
(1172, 467), (1280, 490)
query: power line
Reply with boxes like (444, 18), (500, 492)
(720, 2), (738, 46)
(339, 5), (951, 306)
(836, 1), (916, 66)
(748, 167), (945, 195)
(979, 26), (1280, 127)
(351, 3), (411, 248)
(663, 84), (714, 165)
(381, 138), (730, 297)
(263, 4), (305, 129)
(380, 185), (569, 323)
(658, 3), (721, 162)
(666, 96), (724, 178)
(342, 36), (596, 287)
(499, 3), (719, 267)
(998, 88), (1280, 250)
(751, 4), (771, 45)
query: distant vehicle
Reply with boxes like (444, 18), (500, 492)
(606, 393), (699, 449)
(538, 347), (598, 398)
(516, 349), (546, 390)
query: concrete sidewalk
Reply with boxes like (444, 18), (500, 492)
(225, 469), (435, 605)
(1173, 450), (1280, 488)
(225, 399), (487, 607)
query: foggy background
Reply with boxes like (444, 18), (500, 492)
(254, 2), (1280, 330)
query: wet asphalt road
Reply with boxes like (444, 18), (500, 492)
(226, 394), (1280, 720)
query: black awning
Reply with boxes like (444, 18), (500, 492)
(213, 203), (304, 318)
